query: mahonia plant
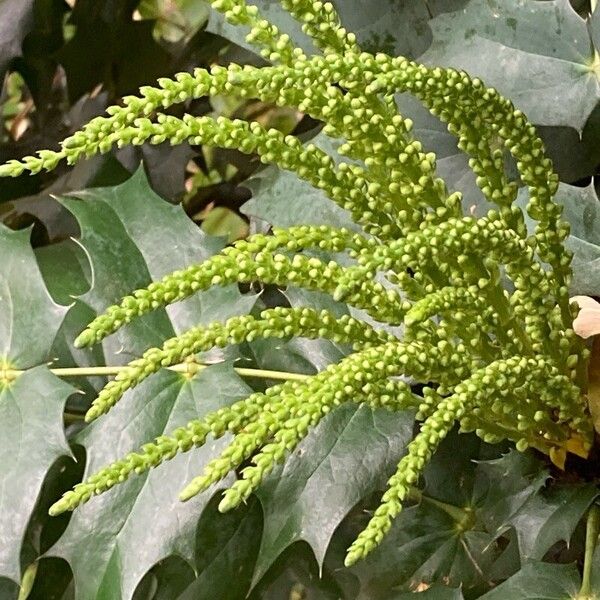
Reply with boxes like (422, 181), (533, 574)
(0, 0), (595, 568)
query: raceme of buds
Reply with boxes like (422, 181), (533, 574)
(3, 0), (591, 568)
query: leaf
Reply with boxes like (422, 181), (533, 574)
(252, 403), (415, 584)
(476, 452), (598, 560)
(0, 0), (35, 80)
(176, 497), (263, 600)
(62, 167), (256, 344)
(419, 0), (600, 130)
(0, 367), (73, 585)
(501, 483), (598, 561)
(207, 0), (432, 60)
(42, 169), (259, 599)
(241, 133), (360, 231)
(477, 561), (581, 599)
(0, 224), (68, 368)
(36, 239), (107, 406)
(0, 224), (74, 585)
(49, 364), (253, 600)
(330, 437), (562, 597)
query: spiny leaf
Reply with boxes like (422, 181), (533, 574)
(0, 224), (68, 368)
(49, 365), (253, 600)
(36, 239), (107, 405)
(331, 435), (566, 597)
(0, 367), (73, 585)
(476, 452), (598, 560)
(0, 223), (71, 584)
(252, 403), (415, 585)
(42, 169), (258, 600)
(477, 561), (581, 599)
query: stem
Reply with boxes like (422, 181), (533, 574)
(1, 364), (310, 382)
(579, 503), (600, 599)
(407, 487), (474, 528)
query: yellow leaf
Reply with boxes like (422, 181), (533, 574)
(549, 446), (566, 470)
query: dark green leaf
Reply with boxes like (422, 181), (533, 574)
(62, 167), (256, 350)
(478, 561), (581, 599)
(0, 224), (67, 368)
(499, 483), (598, 560)
(49, 364), (254, 600)
(0, 367), (73, 584)
(333, 437), (547, 597)
(42, 169), (259, 598)
(252, 403), (415, 583)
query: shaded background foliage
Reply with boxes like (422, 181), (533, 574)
(2, 0), (600, 599)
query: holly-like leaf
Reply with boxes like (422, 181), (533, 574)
(252, 403), (415, 584)
(492, 482), (598, 561)
(36, 239), (107, 406)
(49, 364), (253, 600)
(42, 169), (259, 599)
(420, 0), (600, 130)
(0, 0), (35, 81)
(477, 562), (581, 599)
(0, 367), (73, 586)
(63, 167), (255, 345)
(0, 224), (68, 368)
(329, 434), (575, 598)
(0, 224), (72, 585)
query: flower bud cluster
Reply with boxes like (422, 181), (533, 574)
(85, 306), (396, 421)
(18, 0), (592, 569)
